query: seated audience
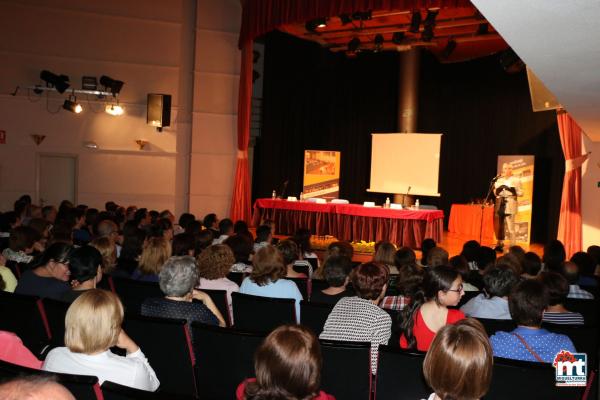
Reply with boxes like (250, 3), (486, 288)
(70, 208), (91, 245)
(178, 212), (196, 234)
(373, 241), (398, 274)
(194, 229), (214, 256)
(134, 208), (152, 229)
(313, 241), (354, 279)
(490, 279), (575, 363)
(42, 205), (58, 224)
(0, 375), (74, 400)
(423, 319), (492, 400)
(234, 220), (254, 242)
(460, 240), (481, 270)
(0, 330), (42, 369)
(114, 226), (146, 277)
(15, 243), (72, 299)
(60, 246), (103, 303)
(277, 240), (308, 278)
(186, 220), (204, 236)
(293, 228), (319, 262)
(226, 234), (254, 273)
(448, 255), (479, 291)
(538, 272), (584, 325)
(543, 239), (566, 272)
(202, 213), (219, 237)
(570, 251), (598, 287)
(43, 289), (160, 390)
(90, 237), (117, 275)
(236, 325), (334, 400)
(320, 262), (391, 374)
(496, 253), (523, 276)
(311, 255), (354, 304)
(28, 218), (51, 250)
(0, 254), (17, 292)
(562, 261), (594, 299)
(400, 266), (465, 351)
(153, 218), (174, 242)
(142, 256), (225, 328)
(426, 247), (449, 268)
(394, 246), (417, 269)
(420, 238), (437, 267)
(196, 244), (239, 316)
(240, 246), (303, 318)
(131, 236), (171, 282)
(172, 233), (196, 256)
(587, 245), (600, 276)
(213, 218), (234, 244)
(2, 226), (39, 264)
(460, 264), (518, 319)
(253, 225), (272, 253)
(521, 251), (542, 279)
(381, 263), (424, 311)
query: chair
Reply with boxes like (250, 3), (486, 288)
(41, 298), (70, 347)
(191, 322), (266, 400)
(0, 291), (50, 356)
(231, 292), (296, 333)
(287, 276), (309, 300)
(226, 272), (245, 286)
(382, 309), (402, 347)
(110, 277), (163, 314)
(198, 289), (231, 326)
(97, 275), (115, 292)
(300, 300), (333, 335)
(542, 323), (599, 367)
(0, 359), (101, 400)
(320, 339), (372, 400)
(311, 279), (329, 295)
(476, 318), (516, 337)
(374, 346), (429, 400)
(564, 298), (599, 326)
(486, 356), (587, 400)
(122, 314), (196, 397)
(306, 257), (319, 274)
(100, 381), (195, 400)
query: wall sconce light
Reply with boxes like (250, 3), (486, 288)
(83, 141), (98, 149)
(135, 139), (148, 150)
(31, 134), (46, 146)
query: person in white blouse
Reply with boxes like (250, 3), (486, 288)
(42, 289), (160, 392)
(493, 163), (523, 251)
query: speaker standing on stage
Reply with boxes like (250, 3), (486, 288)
(493, 163), (522, 252)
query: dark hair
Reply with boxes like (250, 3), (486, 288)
(120, 228), (146, 261)
(326, 241), (354, 259)
(149, 218), (173, 238)
(292, 228), (313, 254)
(195, 229), (214, 255)
(68, 246), (102, 283)
(483, 264), (518, 298)
(427, 247), (449, 268)
(570, 251), (596, 277)
(9, 226), (39, 252)
(256, 225), (272, 242)
(202, 213), (217, 229)
(587, 245), (600, 267)
(41, 206), (56, 220)
(277, 240), (299, 265)
(449, 255), (470, 280)
(224, 234), (253, 263)
(244, 325), (322, 400)
(172, 233), (195, 256)
(234, 220), (250, 235)
(350, 262), (389, 300)
(85, 208), (99, 228)
(35, 242), (73, 268)
(133, 208), (148, 226)
(105, 201), (118, 213)
(396, 264), (425, 297)
(537, 271), (569, 306)
(322, 256), (352, 287)
(561, 261), (580, 285)
(394, 247), (416, 268)
(401, 266), (460, 349)
(543, 240), (566, 272)
(0, 211), (19, 232)
(185, 220), (203, 236)
(475, 246), (497, 271)
(218, 219), (234, 235)
(149, 210), (159, 225)
(522, 252), (542, 276)
(178, 213), (196, 231)
(421, 238), (437, 264)
(460, 240), (480, 263)
(509, 279), (548, 327)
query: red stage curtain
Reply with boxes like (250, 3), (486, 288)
(230, 39), (254, 222)
(556, 111), (588, 258)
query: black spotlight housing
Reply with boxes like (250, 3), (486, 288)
(409, 11), (422, 33)
(348, 37), (360, 53)
(63, 96), (82, 113)
(374, 34), (384, 51)
(40, 70), (70, 94)
(99, 75), (124, 95)
(392, 32), (405, 44)
(339, 14), (352, 25)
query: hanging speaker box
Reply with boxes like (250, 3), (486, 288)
(147, 93), (171, 131)
(526, 68), (561, 112)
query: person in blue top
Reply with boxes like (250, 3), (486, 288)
(240, 245), (303, 321)
(490, 279), (575, 363)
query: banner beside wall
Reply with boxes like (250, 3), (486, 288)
(497, 155), (535, 244)
(303, 150), (341, 200)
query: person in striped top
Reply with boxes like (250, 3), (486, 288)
(538, 271), (584, 325)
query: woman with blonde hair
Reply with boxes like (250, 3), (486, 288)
(131, 236), (171, 282)
(373, 241), (398, 274)
(196, 244), (240, 315)
(42, 289), (160, 391)
(90, 236), (117, 275)
(422, 318), (493, 400)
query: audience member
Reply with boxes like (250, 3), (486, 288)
(15, 243), (72, 299)
(293, 228), (319, 262)
(213, 218), (234, 244)
(0, 375), (74, 400)
(490, 279), (575, 362)
(311, 255), (354, 304)
(131, 237), (171, 282)
(42, 205), (57, 224)
(426, 247), (449, 268)
(570, 251), (598, 287)
(448, 255), (479, 291)
(43, 289), (160, 390)
(562, 261), (594, 299)
(380, 263), (424, 311)
(185, 220), (204, 237)
(587, 245), (600, 276)
(134, 208), (151, 229)
(460, 264), (518, 319)
(196, 244), (239, 316)
(234, 220), (254, 242)
(314, 241), (354, 279)
(538, 272), (584, 325)
(521, 251), (542, 279)
(178, 212), (196, 234)
(400, 266), (465, 351)
(394, 246), (417, 269)
(114, 226), (145, 277)
(0, 330), (42, 369)
(422, 319), (492, 400)
(373, 241), (398, 274)
(90, 237), (117, 275)
(202, 213), (219, 237)
(253, 225), (272, 253)
(60, 246), (103, 303)
(142, 256), (225, 329)
(27, 218), (51, 250)
(237, 325), (334, 400)
(226, 234), (254, 273)
(172, 233), (196, 256)
(0, 254), (17, 292)
(195, 229), (214, 256)
(496, 253), (523, 276)
(460, 240), (480, 270)
(543, 239), (566, 272)
(277, 240), (308, 278)
(2, 226), (39, 264)
(420, 238), (437, 267)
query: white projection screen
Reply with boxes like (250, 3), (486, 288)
(368, 133), (442, 197)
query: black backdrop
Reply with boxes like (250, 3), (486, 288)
(253, 31), (563, 243)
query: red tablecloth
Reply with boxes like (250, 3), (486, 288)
(252, 199), (444, 248)
(448, 204), (495, 241)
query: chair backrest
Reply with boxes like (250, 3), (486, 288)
(300, 300), (333, 335)
(564, 298), (599, 326)
(101, 381), (195, 400)
(199, 289), (231, 326)
(374, 346), (429, 400)
(97, 275), (115, 293)
(231, 292), (296, 333)
(122, 314), (196, 397)
(382, 309), (403, 347)
(486, 356), (586, 400)
(542, 323), (599, 367)
(41, 298), (70, 347)
(320, 339), (372, 400)
(306, 258), (319, 274)
(110, 277), (163, 314)
(0, 359), (101, 400)
(5, 260), (22, 279)
(0, 291), (50, 355)
(191, 322), (266, 400)
(226, 272), (245, 286)
(287, 277), (309, 300)
(476, 318), (517, 337)
(311, 279), (329, 294)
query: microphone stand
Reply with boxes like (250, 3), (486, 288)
(479, 176), (499, 244)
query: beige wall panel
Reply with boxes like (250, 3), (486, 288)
(191, 113), (236, 154)
(78, 193), (175, 212)
(189, 194), (231, 221)
(193, 72), (239, 114)
(0, 149), (36, 210)
(196, 0), (241, 33)
(195, 30), (240, 75)
(582, 134), (600, 249)
(189, 153), (236, 196)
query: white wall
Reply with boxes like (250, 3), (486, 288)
(582, 133), (600, 249)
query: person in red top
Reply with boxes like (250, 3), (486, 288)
(0, 330), (43, 369)
(236, 324), (335, 400)
(400, 265), (466, 351)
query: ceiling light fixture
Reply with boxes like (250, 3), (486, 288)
(99, 75), (124, 95)
(40, 70), (70, 94)
(63, 95), (82, 113)
(105, 103), (124, 116)
(421, 9), (438, 41)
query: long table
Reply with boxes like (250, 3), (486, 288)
(252, 199), (444, 248)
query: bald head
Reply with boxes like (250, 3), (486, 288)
(0, 376), (75, 400)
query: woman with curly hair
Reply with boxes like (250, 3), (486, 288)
(196, 244), (239, 315)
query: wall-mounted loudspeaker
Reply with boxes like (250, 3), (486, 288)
(526, 68), (561, 112)
(147, 93), (171, 131)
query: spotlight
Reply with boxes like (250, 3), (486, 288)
(40, 70), (70, 94)
(63, 96), (82, 113)
(392, 32), (405, 45)
(105, 103), (124, 116)
(421, 9), (438, 41)
(339, 14), (352, 25)
(99, 75), (124, 95)
(409, 11), (421, 33)
(305, 17), (327, 32)
(422, 26), (434, 41)
(442, 40), (457, 58)
(348, 37), (360, 53)
(374, 34), (384, 52)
